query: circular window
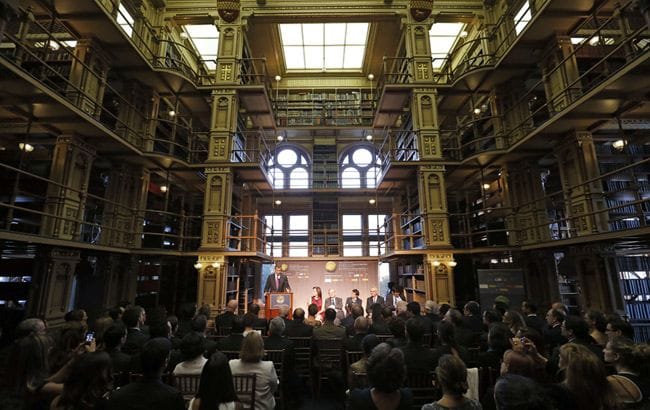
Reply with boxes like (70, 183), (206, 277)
(277, 149), (298, 167)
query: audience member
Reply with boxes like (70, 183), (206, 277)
(604, 336), (650, 408)
(422, 354), (481, 410)
(345, 316), (370, 352)
(368, 306), (392, 335)
(434, 321), (469, 364)
(107, 338), (185, 410)
(50, 321), (87, 373)
(191, 314), (218, 357)
(305, 303), (322, 328)
(477, 324), (510, 370)
(347, 334), (380, 389)
(424, 300), (442, 324)
(399, 318), (437, 376)
(246, 303), (268, 331)
(229, 332), (278, 410)
(176, 303), (197, 339)
(51, 351), (112, 410)
(93, 315), (113, 347)
(349, 343), (413, 409)
(121, 306), (148, 355)
(606, 315), (635, 341)
(584, 310), (608, 347)
(217, 315), (245, 352)
(263, 317), (294, 373)
(445, 308), (476, 347)
(173, 332), (207, 375)
(313, 308), (346, 339)
(493, 374), (551, 410)
(196, 303), (214, 330)
(190, 352), (241, 410)
(341, 304), (364, 336)
(387, 317), (407, 348)
(543, 308), (566, 353)
(521, 301), (546, 335)
(463, 301), (484, 333)
(502, 310), (528, 337)
(102, 322), (131, 374)
(439, 303), (451, 317)
(215, 300), (238, 333)
(407, 301), (434, 335)
(285, 308), (313, 337)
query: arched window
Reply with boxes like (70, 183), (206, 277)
(267, 145), (311, 189)
(340, 144), (382, 189)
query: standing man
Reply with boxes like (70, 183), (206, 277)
(264, 264), (291, 293)
(365, 287), (385, 314)
(385, 286), (404, 311)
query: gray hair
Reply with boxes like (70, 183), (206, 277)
(269, 317), (285, 336)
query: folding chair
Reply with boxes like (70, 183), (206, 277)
(313, 338), (343, 398)
(233, 373), (257, 410)
(288, 337), (312, 383)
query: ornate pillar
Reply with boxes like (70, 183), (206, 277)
(101, 254), (138, 309)
(101, 165), (149, 248)
(540, 35), (582, 114)
(41, 136), (96, 240)
(36, 248), (81, 326)
(425, 253), (456, 305)
(494, 80), (533, 145)
(503, 162), (550, 245)
(555, 131), (608, 236)
(66, 39), (110, 118)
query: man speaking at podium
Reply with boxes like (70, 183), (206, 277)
(264, 264), (291, 293)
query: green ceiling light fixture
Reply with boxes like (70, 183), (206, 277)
(217, 0), (239, 23)
(410, 0), (433, 22)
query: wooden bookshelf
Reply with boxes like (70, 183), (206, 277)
(275, 88), (373, 127)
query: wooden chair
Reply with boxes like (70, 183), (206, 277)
(287, 336), (312, 382)
(345, 350), (364, 369)
(377, 334), (392, 344)
(172, 374), (201, 404)
(221, 350), (240, 361)
(349, 370), (369, 389)
(233, 373), (257, 410)
(313, 338), (343, 398)
(265, 350), (285, 409)
(216, 326), (232, 336)
(405, 372), (439, 410)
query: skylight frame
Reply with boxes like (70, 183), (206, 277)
(183, 24), (220, 71)
(279, 22), (370, 72)
(429, 22), (466, 70)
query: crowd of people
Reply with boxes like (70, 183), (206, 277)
(2, 292), (650, 410)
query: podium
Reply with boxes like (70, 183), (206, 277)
(265, 292), (293, 319)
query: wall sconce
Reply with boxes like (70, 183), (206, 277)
(160, 185), (168, 193)
(448, 260), (457, 267)
(211, 262), (220, 269)
(612, 139), (626, 151)
(193, 262), (203, 269)
(432, 260), (440, 267)
(18, 143), (34, 152)
(482, 183), (491, 190)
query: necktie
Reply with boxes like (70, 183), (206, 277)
(275, 275), (279, 290)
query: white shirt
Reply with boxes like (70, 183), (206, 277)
(172, 355), (207, 375)
(229, 359), (278, 410)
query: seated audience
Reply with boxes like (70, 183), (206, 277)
(217, 315), (245, 352)
(545, 343), (617, 410)
(51, 351), (113, 410)
(445, 308), (477, 347)
(477, 324), (510, 370)
(229, 332), (278, 410)
(342, 304), (365, 337)
(190, 352), (241, 410)
(176, 303), (197, 339)
(349, 343), (413, 409)
(348, 334), (380, 388)
(424, 300), (442, 324)
(368, 306), (392, 335)
(398, 318), (438, 376)
(585, 310), (608, 347)
(345, 316), (370, 352)
(305, 303), (322, 328)
(215, 300), (238, 334)
(463, 301), (484, 333)
(386, 317), (407, 348)
(434, 321), (469, 365)
(502, 310), (528, 337)
(101, 323), (131, 374)
(245, 303), (268, 332)
(173, 332), (207, 375)
(191, 314), (218, 358)
(285, 308), (313, 337)
(313, 308), (346, 340)
(422, 354), (482, 410)
(263, 317), (294, 372)
(604, 336), (650, 408)
(107, 338), (185, 410)
(481, 350), (536, 410)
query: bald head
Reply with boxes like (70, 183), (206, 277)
(226, 300), (238, 313)
(293, 308), (305, 321)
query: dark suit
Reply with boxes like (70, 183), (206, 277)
(215, 311), (236, 331)
(107, 377), (185, 410)
(365, 296), (385, 313)
(544, 324), (567, 352)
(264, 334), (295, 373)
(285, 319), (313, 337)
(385, 294), (404, 310)
(264, 273), (291, 292)
(345, 297), (363, 310)
(313, 322), (346, 339)
(525, 314), (547, 335)
(122, 328), (148, 355)
(217, 333), (244, 352)
(399, 342), (438, 375)
(463, 315), (484, 333)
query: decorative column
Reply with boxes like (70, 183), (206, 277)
(35, 248), (81, 326)
(425, 253), (456, 305)
(540, 35), (582, 114)
(502, 162), (550, 245)
(66, 39), (110, 118)
(493, 81), (533, 145)
(115, 80), (151, 149)
(101, 165), (150, 248)
(555, 131), (608, 236)
(41, 136), (96, 241)
(101, 254), (139, 310)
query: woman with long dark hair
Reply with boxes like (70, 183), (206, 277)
(310, 286), (324, 321)
(191, 352), (240, 410)
(604, 336), (650, 408)
(50, 351), (113, 410)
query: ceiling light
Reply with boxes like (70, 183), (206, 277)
(432, 260), (440, 267)
(180, 31), (188, 39)
(193, 262), (203, 269)
(588, 36), (600, 46)
(18, 143), (34, 152)
(275, 75), (282, 81)
(473, 107), (482, 115)
(168, 110), (176, 117)
(369, 198), (376, 205)
(459, 30), (468, 38)
(277, 135), (284, 142)
(366, 135), (373, 141)
(367, 73), (374, 81)
(483, 183), (491, 190)
(160, 185), (168, 193)
(275, 199), (282, 205)
(612, 139), (625, 150)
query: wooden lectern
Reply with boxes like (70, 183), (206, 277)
(265, 292), (293, 319)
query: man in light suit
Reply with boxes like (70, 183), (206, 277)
(365, 287), (385, 313)
(264, 264), (291, 293)
(325, 288), (343, 312)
